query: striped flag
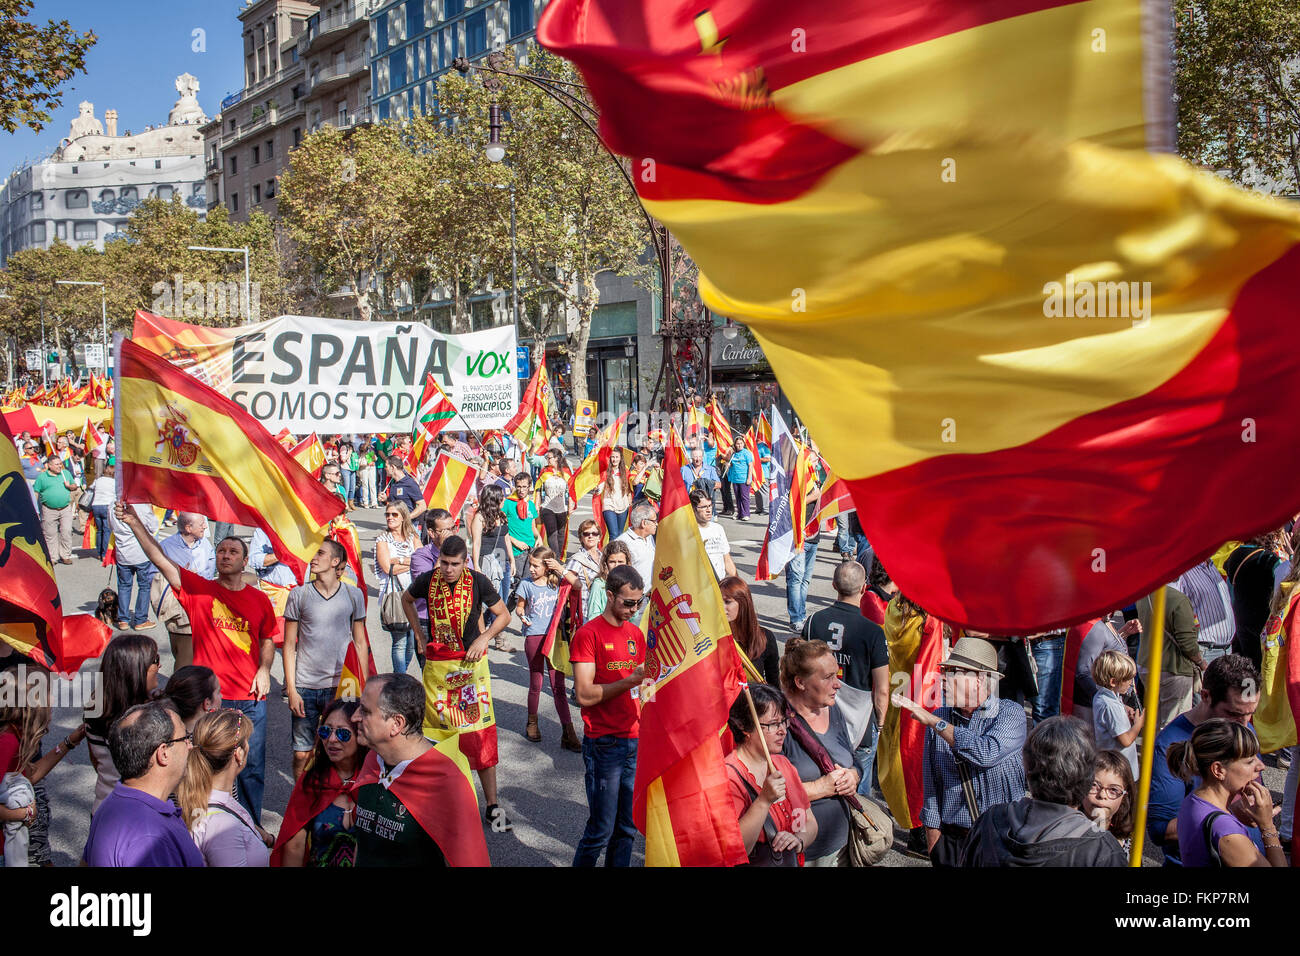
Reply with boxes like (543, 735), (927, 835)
(421, 452), (479, 515)
(634, 436), (748, 866)
(805, 468), (855, 537)
(742, 426), (762, 493)
(707, 396), (734, 458)
(754, 408), (802, 580)
(505, 362), (553, 455)
(411, 373), (459, 465)
(541, 0), (1300, 633)
(114, 337), (343, 583)
(290, 432), (326, 479)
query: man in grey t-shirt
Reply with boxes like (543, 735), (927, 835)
(283, 539), (368, 779)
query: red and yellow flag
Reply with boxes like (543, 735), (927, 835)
(115, 337), (343, 583)
(505, 362), (553, 455)
(290, 432), (326, 479)
(0, 431), (112, 675)
(421, 452), (479, 515)
(542, 0), (1300, 633)
(707, 395), (734, 458)
(568, 410), (629, 504)
(742, 426), (762, 493)
(633, 436), (748, 867)
(877, 598), (944, 830)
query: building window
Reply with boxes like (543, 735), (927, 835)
(252, 145), (260, 164)
(30, 193), (43, 211)
(449, 22), (459, 59)
(266, 139), (274, 159)
(156, 185), (174, 201)
(74, 221), (96, 241)
(231, 192), (239, 212)
(120, 186), (138, 202)
(229, 155), (238, 174)
(510, 0), (532, 36)
(406, 0), (422, 40)
(56, 221), (66, 239)
(98, 188), (116, 204)
(155, 159), (162, 169)
(389, 50), (406, 89)
(65, 190), (88, 209)
(445, 0), (463, 16)
(467, 10), (487, 56)
(253, 184), (261, 203)
(292, 127), (302, 147)
(31, 222), (46, 243)
(266, 178), (276, 199)
(375, 16), (388, 53)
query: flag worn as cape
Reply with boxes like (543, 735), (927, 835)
(270, 765), (349, 866)
(0, 431), (112, 674)
(877, 598), (944, 830)
(633, 436), (748, 867)
(352, 746), (491, 866)
(114, 336), (344, 582)
(540, 0), (1300, 634)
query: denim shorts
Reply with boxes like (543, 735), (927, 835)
(290, 687), (337, 752)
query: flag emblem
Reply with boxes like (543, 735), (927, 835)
(646, 565), (700, 681)
(433, 669), (490, 728)
(156, 402), (200, 468)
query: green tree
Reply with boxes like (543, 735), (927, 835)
(0, 0), (96, 134)
(1176, 0), (1300, 193)
(437, 49), (654, 407)
(278, 124), (421, 321)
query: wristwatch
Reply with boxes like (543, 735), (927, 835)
(935, 719), (949, 733)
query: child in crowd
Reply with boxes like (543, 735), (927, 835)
(1083, 749), (1136, 855)
(1090, 650), (1144, 777)
(514, 546), (580, 752)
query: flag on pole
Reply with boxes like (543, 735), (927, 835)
(540, 0), (1300, 633)
(754, 408), (802, 580)
(81, 417), (106, 457)
(805, 467), (854, 537)
(114, 337), (344, 583)
(0, 432), (112, 674)
(335, 641), (378, 700)
(411, 373), (459, 465)
(505, 362), (553, 455)
(568, 411), (629, 504)
(421, 452), (480, 516)
(707, 396), (734, 458)
(633, 436), (748, 867)
(742, 426), (762, 494)
(290, 432), (326, 479)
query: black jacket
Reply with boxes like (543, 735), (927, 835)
(958, 797), (1127, 867)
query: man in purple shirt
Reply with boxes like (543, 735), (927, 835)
(83, 701), (205, 867)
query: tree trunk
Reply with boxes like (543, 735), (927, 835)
(356, 284), (372, 322)
(568, 283), (596, 410)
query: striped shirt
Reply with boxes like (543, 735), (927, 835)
(1173, 560), (1235, 648)
(921, 694), (1028, 830)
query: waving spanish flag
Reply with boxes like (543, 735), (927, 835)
(707, 395), (734, 458)
(634, 436), (748, 867)
(114, 336), (344, 582)
(541, 0), (1300, 633)
(421, 452), (479, 515)
(505, 362), (553, 455)
(290, 432), (326, 479)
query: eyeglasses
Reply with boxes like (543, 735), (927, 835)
(385, 511), (400, 517)
(164, 732), (193, 748)
(618, 598), (641, 609)
(1089, 782), (1127, 800)
(759, 717), (790, 731)
(318, 726), (353, 743)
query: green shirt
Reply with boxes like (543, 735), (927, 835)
(32, 470), (73, 509)
(505, 497), (538, 555)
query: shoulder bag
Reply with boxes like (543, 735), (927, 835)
(786, 709), (891, 866)
(726, 765), (798, 867)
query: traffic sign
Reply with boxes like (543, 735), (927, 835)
(83, 344), (105, 370)
(516, 345), (530, 378)
(574, 400), (598, 436)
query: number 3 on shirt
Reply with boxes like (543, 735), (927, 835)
(825, 622), (844, 651)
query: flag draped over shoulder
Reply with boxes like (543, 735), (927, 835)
(541, 0), (1300, 634)
(0, 433), (111, 674)
(877, 598), (944, 830)
(114, 337), (344, 583)
(1256, 585), (1299, 755)
(633, 438), (748, 867)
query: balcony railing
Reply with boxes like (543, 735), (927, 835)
(308, 56), (367, 93)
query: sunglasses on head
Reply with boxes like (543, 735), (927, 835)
(318, 726), (353, 743)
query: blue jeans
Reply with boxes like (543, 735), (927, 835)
(341, 468), (356, 504)
(602, 509), (628, 539)
(835, 515), (855, 554)
(91, 505), (110, 560)
(116, 562), (156, 627)
(785, 537), (820, 627)
(227, 697), (267, 825)
(1031, 633), (1067, 723)
(853, 716), (880, 797)
(389, 627), (415, 675)
(573, 735), (638, 867)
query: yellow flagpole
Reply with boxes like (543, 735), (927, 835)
(1128, 586), (1167, 867)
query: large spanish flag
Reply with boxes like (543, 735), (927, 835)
(0, 431), (112, 674)
(114, 336), (344, 582)
(634, 437), (748, 866)
(877, 597), (944, 829)
(541, 0), (1300, 633)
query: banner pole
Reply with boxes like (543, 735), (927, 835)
(1129, 587), (1167, 867)
(742, 681), (778, 775)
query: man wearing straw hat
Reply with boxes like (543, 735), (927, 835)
(892, 636), (1028, 860)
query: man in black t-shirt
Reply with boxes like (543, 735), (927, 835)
(803, 560), (890, 796)
(382, 455), (427, 522)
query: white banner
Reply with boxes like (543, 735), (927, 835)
(153, 315), (519, 434)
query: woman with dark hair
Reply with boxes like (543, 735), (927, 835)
(1168, 718), (1286, 867)
(162, 666), (222, 732)
(272, 699), (368, 867)
(471, 484), (519, 648)
(1083, 749), (1136, 854)
(534, 449), (571, 557)
(599, 453), (632, 538)
(84, 633), (160, 814)
(725, 683), (817, 866)
(720, 576), (779, 685)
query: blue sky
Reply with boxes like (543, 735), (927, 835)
(1, 0), (246, 177)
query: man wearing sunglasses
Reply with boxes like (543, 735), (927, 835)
(570, 564), (654, 866)
(83, 701), (204, 867)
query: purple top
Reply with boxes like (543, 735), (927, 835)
(193, 789), (270, 867)
(1176, 793), (1250, 867)
(83, 783), (206, 867)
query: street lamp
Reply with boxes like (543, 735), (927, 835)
(187, 245), (251, 321)
(55, 279), (108, 376)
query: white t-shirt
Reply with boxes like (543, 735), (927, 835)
(90, 475), (116, 506)
(697, 520), (731, 579)
(613, 529), (656, 588)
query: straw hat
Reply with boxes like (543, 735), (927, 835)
(939, 637), (1002, 676)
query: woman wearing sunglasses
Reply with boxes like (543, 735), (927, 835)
(272, 700), (368, 867)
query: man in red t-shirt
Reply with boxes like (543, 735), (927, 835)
(119, 502), (276, 825)
(570, 564), (652, 867)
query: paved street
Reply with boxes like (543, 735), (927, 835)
(41, 500), (928, 867)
